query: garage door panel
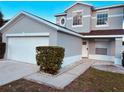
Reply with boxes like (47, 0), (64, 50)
(7, 36), (49, 64)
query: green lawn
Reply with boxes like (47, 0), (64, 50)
(0, 67), (124, 92)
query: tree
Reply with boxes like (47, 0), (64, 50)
(0, 11), (4, 27)
(0, 11), (9, 27)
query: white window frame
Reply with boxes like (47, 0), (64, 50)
(60, 17), (66, 26)
(96, 9), (109, 27)
(72, 10), (83, 27)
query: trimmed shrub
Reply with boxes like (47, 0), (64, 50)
(0, 43), (6, 59)
(36, 46), (65, 75)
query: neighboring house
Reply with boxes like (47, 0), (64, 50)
(0, 2), (124, 67)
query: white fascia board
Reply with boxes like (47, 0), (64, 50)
(83, 35), (124, 38)
(6, 33), (50, 37)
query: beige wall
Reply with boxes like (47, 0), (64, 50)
(66, 4), (92, 33)
(56, 4), (92, 33)
(92, 7), (124, 30)
(56, 15), (66, 26)
(88, 38), (115, 56)
(2, 15), (58, 46)
(2, 14), (83, 58)
(57, 32), (82, 57)
(56, 4), (124, 33)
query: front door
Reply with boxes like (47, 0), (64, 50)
(82, 40), (88, 57)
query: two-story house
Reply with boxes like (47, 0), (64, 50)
(55, 2), (124, 65)
(0, 2), (124, 67)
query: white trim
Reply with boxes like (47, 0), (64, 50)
(96, 9), (109, 13)
(89, 54), (114, 61)
(60, 16), (66, 26)
(83, 15), (91, 17)
(67, 17), (72, 20)
(122, 37), (124, 41)
(84, 35), (124, 38)
(67, 15), (91, 20)
(108, 14), (124, 18)
(114, 58), (122, 65)
(72, 25), (83, 28)
(92, 14), (124, 19)
(72, 10), (83, 27)
(82, 40), (89, 57)
(6, 33), (50, 37)
(116, 37), (122, 41)
(92, 17), (96, 19)
(96, 11), (109, 27)
(72, 9), (83, 13)
(0, 11), (83, 38)
(95, 24), (109, 27)
(62, 55), (82, 67)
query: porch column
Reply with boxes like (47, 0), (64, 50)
(115, 37), (123, 65)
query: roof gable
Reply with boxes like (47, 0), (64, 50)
(64, 2), (93, 12)
(0, 11), (83, 38)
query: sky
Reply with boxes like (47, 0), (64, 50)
(0, 1), (124, 23)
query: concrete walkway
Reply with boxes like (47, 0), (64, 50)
(90, 59), (124, 74)
(0, 60), (39, 86)
(24, 60), (94, 89)
(92, 64), (124, 74)
(1, 58), (119, 89)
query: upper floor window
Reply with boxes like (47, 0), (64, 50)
(97, 13), (108, 26)
(60, 17), (66, 26)
(73, 12), (82, 26)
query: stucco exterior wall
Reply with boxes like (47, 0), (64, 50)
(56, 15), (67, 26)
(88, 39), (115, 56)
(64, 4), (92, 33)
(114, 37), (124, 65)
(2, 15), (58, 46)
(57, 31), (82, 57)
(56, 4), (123, 33)
(88, 39), (95, 54)
(92, 7), (124, 30)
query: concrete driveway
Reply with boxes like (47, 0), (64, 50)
(0, 60), (39, 86)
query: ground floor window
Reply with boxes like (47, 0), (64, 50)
(95, 48), (107, 55)
(95, 39), (109, 55)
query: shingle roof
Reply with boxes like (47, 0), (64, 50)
(54, 13), (67, 17)
(80, 29), (124, 36)
(94, 4), (124, 11)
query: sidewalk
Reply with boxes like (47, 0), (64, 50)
(24, 60), (94, 89)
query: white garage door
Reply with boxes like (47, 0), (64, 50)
(7, 36), (49, 64)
